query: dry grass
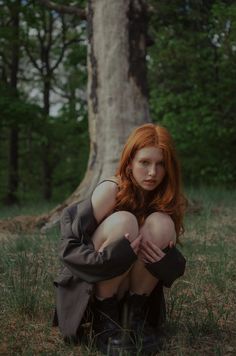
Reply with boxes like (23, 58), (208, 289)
(0, 187), (235, 355)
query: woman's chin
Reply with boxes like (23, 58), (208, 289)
(139, 184), (158, 191)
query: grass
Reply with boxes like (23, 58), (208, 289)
(0, 200), (58, 219)
(0, 186), (235, 355)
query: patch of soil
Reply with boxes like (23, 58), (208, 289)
(0, 214), (48, 234)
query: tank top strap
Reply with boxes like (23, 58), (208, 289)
(96, 177), (119, 187)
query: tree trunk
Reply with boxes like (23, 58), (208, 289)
(42, 78), (52, 200)
(4, 0), (20, 205)
(43, 0), (150, 228)
(69, 0), (150, 198)
(5, 127), (19, 205)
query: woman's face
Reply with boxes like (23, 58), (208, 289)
(129, 146), (166, 191)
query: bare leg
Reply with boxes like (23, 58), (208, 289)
(92, 211), (138, 299)
(129, 212), (176, 295)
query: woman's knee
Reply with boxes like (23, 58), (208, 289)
(141, 212), (176, 249)
(108, 211), (139, 240)
(92, 211), (139, 250)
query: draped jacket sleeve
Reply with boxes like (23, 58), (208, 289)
(58, 201), (137, 284)
(57, 199), (186, 287)
(146, 245), (186, 288)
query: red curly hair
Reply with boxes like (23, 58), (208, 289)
(115, 123), (186, 241)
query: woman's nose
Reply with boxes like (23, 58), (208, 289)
(148, 165), (156, 176)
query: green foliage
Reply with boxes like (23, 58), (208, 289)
(0, 0), (88, 204)
(0, 85), (43, 126)
(149, 0), (236, 185)
(1, 0), (235, 206)
(48, 114), (89, 201)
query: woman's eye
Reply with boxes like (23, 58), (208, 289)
(141, 160), (149, 166)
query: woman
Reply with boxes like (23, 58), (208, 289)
(53, 123), (186, 355)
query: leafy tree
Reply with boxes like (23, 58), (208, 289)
(0, 0), (88, 204)
(0, 0), (21, 204)
(39, 0), (151, 228)
(1, 0), (235, 221)
(149, 0), (236, 185)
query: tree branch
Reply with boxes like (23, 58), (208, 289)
(38, 0), (87, 20)
(51, 38), (82, 72)
(24, 41), (44, 74)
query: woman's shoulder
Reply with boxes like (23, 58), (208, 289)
(93, 176), (119, 196)
(91, 177), (119, 223)
(100, 175), (120, 186)
(96, 176), (120, 189)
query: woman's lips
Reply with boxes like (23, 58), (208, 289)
(144, 180), (156, 185)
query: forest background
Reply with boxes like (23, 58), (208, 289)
(0, 1), (236, 355)
(1, 0), (235, 208)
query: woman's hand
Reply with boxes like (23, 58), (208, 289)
(139, 240), (174, 264)
(124, 233), (142, 255)
(124, 233), (174, 261)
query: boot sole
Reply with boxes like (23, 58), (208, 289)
(96, 339), (162, 356)
(95, 339), (138, 356)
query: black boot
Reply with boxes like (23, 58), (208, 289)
(123, 293), (163, 354)
(92, 295), (136, 355)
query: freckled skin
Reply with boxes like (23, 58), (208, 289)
(130, 146), (166, 191)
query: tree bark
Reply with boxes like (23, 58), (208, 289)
(6, 127), (19, 205)
(69, 0), (150, 198)
(4, 0), (20, 205)
(43, 0), (150, 229)
(42, 76), (52, 200)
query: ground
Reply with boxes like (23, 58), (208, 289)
(0, 187), (235, 355)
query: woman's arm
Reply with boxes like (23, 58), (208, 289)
(139, 240), (186, 287)
(59, 206), (137, 283)
(70, 180), (119, 239)
(91, 180), (118, 223)
(58, 180), (136, 283)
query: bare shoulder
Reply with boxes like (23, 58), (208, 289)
(92, 179), (118, 200)
(91, 179), (118, 223)
(109, 175), (120, 185)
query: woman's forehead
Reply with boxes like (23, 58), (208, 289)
(134, 146), (163, 159)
